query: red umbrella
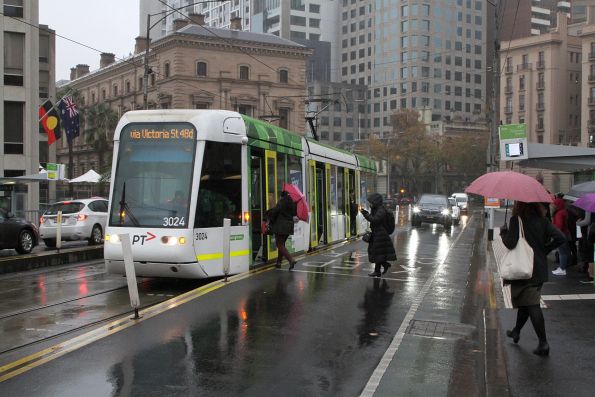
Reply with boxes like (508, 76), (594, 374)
(465, 171), (553, 203)
(283, 183), (309, 222)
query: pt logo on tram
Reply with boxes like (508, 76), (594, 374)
(132, 232), (156, 245)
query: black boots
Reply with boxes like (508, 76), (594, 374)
(533, 341), (550, 356)
(382, 263), (391, 274)
(369, 263), (382, 277)
(506, 329), (520, 343)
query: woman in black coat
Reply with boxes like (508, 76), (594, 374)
(500, 201), (566, 356)
(360, 193), (397, 277)
(267, 191), (297, 270)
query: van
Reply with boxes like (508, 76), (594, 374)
(450, 193), (469, 213)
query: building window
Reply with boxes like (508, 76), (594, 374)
(196, 61), (207, 77)
(4, 31), (24, 86)
(102, 89), (106, 100)
(4, 101), (24, 154)
(279, 69), (288, 84)
(279, 108), (290, 129)
(195, 103), (209, 109)
(239, 65), (249, 80)
(113, 85), (118, 96)
(237, 104), (252, 116)
(3, 0), (23, 18)
(151, 73), (156, 86)
(164, 62), (170, 78)
(126, 81), (131, 93)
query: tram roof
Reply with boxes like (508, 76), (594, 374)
(243, 116), (303, 156)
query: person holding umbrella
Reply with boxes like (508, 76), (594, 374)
(267, 190), (298, 270)
(360, 193), (397, 277)
(551, 198), (571, 276)
(500, 201), (566, 356)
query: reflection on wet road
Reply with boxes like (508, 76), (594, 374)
(2, 212), (474, 396)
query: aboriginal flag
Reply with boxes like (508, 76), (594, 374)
(39, 100), (62, 145)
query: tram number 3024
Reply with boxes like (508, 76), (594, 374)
(195, 232), (208, 241)
(163, 217), (185, 227)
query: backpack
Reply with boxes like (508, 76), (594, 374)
(384, 207), (395, 234)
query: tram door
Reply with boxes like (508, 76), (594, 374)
(308, 160), (318, 249)
(250, 153), (263, 261)
(264, 150), (278, 260)
(347, 169), (356, 237)
(316, 163), (328, 244)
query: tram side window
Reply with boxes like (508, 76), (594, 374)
(330, 165), (338, 215)
(287, 155), (302, 192)
(195, 142), (242, 228)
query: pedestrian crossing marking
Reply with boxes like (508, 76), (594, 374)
(541, 294), (595, 301)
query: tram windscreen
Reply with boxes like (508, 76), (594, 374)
(109, 122), (196, 228)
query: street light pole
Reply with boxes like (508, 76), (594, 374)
(143, 12), (151, 110)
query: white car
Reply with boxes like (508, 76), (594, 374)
(39, 198), (109, 247)
(451, 193), (469, 213)
(448, 197), (461, 225)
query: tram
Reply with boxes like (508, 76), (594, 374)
(104, 110), (377, 278)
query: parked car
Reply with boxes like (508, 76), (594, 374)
(39, 198), (109, 247)
(448, 197), (461, 226)
(0, 209), (39, 254)
(411, 194), (453, 229)
(450, 193), (469, 213)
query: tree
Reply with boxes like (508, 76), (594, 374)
(84, 102), (118, 189)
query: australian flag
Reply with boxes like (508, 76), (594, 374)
(58, 96), (80, 143)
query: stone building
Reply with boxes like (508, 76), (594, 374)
(58, 15), (311, 196)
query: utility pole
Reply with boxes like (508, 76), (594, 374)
(143, 13), (151, 110)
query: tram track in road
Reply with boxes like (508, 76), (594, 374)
(0, 294), (176, 358)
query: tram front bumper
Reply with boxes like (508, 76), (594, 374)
(105, 259), (210, 279)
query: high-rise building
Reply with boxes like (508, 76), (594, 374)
(580, 6), (595, 148)
(498, 0), (573, 41)
(342, 0), (488, 138)
(140, 0), (251, 42)
(1, 0), (42, 214)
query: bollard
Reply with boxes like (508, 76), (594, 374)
(56, 210), (62, 251)
(395, 204), (399, 225)
(120, 233), (141, 319)
(222, 218), (231, 281)
(487, 208), (494, 241)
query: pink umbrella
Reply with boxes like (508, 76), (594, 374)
(283, 183), (309, 222)
(465, 171), (553, 203)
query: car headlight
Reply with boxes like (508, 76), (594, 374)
(441, 208), (450, 215)
(413, 206), (421, 213)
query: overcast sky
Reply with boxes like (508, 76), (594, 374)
(39, 0), (140, 81)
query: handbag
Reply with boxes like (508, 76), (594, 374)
(362, 231), (372, 243)
(500, 217), (534, 280)
(261, 220), (272, 235)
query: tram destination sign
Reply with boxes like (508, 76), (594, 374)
(129, 128), (195, 140)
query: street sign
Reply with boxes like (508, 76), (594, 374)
(46, 163), (66, 180)
(484, 197), (500, 208)
(499, 124), (528, 161)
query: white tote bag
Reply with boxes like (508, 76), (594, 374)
(500, 217), (534, 280)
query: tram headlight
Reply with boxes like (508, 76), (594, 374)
(161, 236), (185, 245)
(107, 234), (121, 244)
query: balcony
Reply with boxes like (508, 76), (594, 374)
(504, 106), (513, 114)
(589, 75), (595, 83)
(536, 102), (545, 111)
(589, 120), (595, 130)
(517, 63), (532, 71)
(536, 124), (544, 132)
(590, 52), (595, 60)
(590, 97), (595, 106)
(504, 65), (513, 74)
(518, 105), (526, 112)
(504, 85), (513, 94)
(536, 81), (545, 90)
(536, 60), (545, 69)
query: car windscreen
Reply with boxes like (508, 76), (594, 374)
(448, 198), (456, 206)
(455, 196), (468, 202)
(45, 202), (85, 215)
(419, 196), (447, 205)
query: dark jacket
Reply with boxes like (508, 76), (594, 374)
(501, 214), (566, 284)
(268, 193), (296, 236)
(362, 193), (397, 263)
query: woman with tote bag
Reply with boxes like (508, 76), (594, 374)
(500, 201), (566, 356)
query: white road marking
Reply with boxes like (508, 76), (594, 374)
(542, 294), (595, 301)
(278, 268), (408, 281)
(359, 223), (467, 397)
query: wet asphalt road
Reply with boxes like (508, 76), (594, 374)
(1, 211), (477, 396)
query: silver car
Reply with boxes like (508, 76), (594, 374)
(39, 198), (108, 247)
